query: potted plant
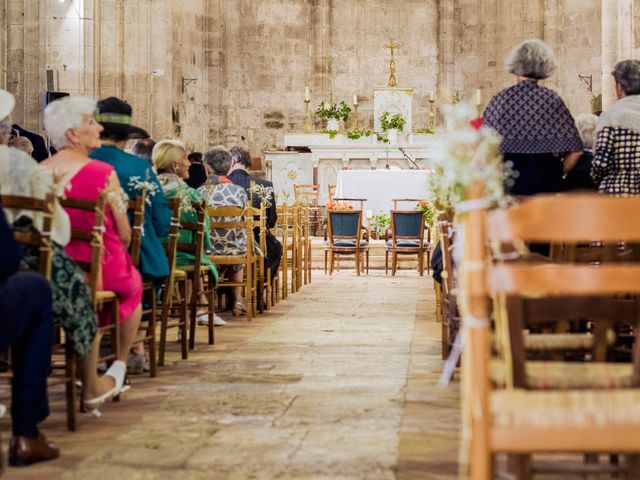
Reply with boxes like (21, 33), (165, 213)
(380, 111), (406, 143)
(315, 101), (351, 132)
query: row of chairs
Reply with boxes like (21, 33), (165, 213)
(437, 190), (640, 478)
(0, 191), (315, 452)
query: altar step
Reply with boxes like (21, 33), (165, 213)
(307, 237), (432, 272)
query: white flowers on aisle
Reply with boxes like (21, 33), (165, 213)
(427, 102), (516, 212)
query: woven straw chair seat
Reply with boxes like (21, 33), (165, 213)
(490, 360), (633, 389)
(523, 332), (616, 351)
(492, 389), (640, 429)
(96, 290), (117, 301)
(174, 269), (187, 279)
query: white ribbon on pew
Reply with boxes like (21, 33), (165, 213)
(438, 315), (489, 388)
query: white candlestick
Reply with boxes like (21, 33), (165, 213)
(353, 94), (358, 105)
(475, 88), (482, 106)
(304, 85), (310, 102)
(366, 209), (373, 219)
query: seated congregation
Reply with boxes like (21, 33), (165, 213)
(0, 90), (307, 468)
(431, 40), (640, 479)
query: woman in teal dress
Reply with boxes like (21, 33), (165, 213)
(153, 140), (221, 325)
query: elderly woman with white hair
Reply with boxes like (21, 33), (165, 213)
(41, 95), (143, 412)
(153, 139), (224, 326)
(592, 59), (640, 195)
(483, 39), (583, 195)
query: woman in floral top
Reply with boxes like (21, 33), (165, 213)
(154, 140), (222, 324)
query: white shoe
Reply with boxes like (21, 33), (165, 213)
(197, 312), (209, 326)
(214, 314), (226, 326)
(83, 360), (127, 418)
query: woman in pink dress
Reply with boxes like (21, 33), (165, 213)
(42, 96), (143, 412)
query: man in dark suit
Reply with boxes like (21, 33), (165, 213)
(0, 208), (59, 466)
(227, 146), (282, 281)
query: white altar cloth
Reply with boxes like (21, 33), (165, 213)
(335, 170), (430, 215)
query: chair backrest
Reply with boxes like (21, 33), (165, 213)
(390, 210), (425, 241)
(331, 197), (365, 211)
(327, 184), (336, 203)
(461, 189), (640, 427)
(206, 205), (253, 259)
(176, 200), (205, 269)
(127, 195), (145, 267)
(59, 193), (107, 303)
(294, 184), (319, 207)
(327, 210), (363, 243)
(1, 193), (55, 279)
(162, 197), (182, 296)
(391, 198), (424, 211)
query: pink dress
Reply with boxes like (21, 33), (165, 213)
(63, 160), (142, 325)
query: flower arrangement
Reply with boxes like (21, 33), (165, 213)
(315, 101), (351, 121)
(416, 200), (435, 228)
(427, 103), (514, 212)
(380, 111), (406, 132)
(325, 201), (353, 211)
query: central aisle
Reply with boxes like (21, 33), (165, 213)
(5, 272), (459, 480)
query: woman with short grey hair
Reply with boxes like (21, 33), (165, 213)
(592, 59), (640, 195)
(483, 39), (583, 196)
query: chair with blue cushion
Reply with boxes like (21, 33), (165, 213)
(326, 207), (369, 276)
(385, 199), (430, 276)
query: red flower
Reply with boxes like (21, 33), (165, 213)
(470, 117), (483, 130)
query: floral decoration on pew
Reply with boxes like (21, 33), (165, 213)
(427, 103), (516, 212)
(325, 201), (354, 211)
(416, 200), (435, 228)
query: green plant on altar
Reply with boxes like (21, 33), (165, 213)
(315, 101), (351, 121)
(346, 128), (373, 140)
(380, 111), (406, 132)
(416, 200), (435, 228)
(371, 211), (390, 239)
(320, 129), (340, 139)
(415, 126), (437, 134)
(375, 132), (390, 144)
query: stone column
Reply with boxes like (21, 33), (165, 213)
(0, 0), (6, 90)
(602, 0), (634, 108)
(436, 0), (456, 101)
(311, 0), (331, 112)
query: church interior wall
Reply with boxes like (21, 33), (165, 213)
(0, 1), (634, 157)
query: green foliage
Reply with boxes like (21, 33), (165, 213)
(315, 101), (351, 121)
(415, 126), (437, 134)
(376, 133), (390, 144)
(371, 211), (390, 238)
(346, 129), (373, 140)
(380, 111), (406, 131)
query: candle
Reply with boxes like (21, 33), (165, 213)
(366, 209), (373, 219)
(428, 91), (435, 102)
(475, 88), (482, 106)
(353, 94), (358, 106)
(304, 85), (310, 102)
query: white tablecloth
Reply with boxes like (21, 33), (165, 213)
(335, 170), (430, 214)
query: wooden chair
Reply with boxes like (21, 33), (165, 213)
(295, 183), (321, 237)
(207, 205), (256, 321)
(327, 184), (336, 203)
(275, 204), (293, 299)
(460, 188), (640, 479)
(385, 199), (431, 276)
(126, 195), (158, 377)
(0, 194), (79, 431)
(324, 198), (367, 274)
(177, 201), (215, 350)
(251, 202), (272, 313)
(158, 198), (188, 366)
(326, 208), (368, 275)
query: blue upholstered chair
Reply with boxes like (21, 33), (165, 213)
(385, 200), (430, 276)
(326, 208), (369, 275)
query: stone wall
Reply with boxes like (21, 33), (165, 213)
(0, 1), (635, 158)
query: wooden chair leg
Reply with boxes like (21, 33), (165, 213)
(385, 250), (389, 274)
(355, 251), (361, 276)
(392, 251), (398, 276)
(65, 346), (77, 431)
(207, 274), (214, 345)
(324, 249), (328, 274)
(179, 280), (188, 359)
(147, 288), (157, 378)
(366, 250), (369, 275)
(418, 250), (424, 277)
(329, 250), (334, 275)
(628, 455), (640, 480)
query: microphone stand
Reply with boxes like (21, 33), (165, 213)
(399, 147), (419, 170)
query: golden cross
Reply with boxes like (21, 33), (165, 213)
(385, 40), (400, 58)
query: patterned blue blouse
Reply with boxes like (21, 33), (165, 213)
(483, 80), (583, 154)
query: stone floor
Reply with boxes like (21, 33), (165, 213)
(0, 271), (619, 479)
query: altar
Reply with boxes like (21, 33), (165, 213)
(336, 170), (430, 215)
(264, 132), (438, 206)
